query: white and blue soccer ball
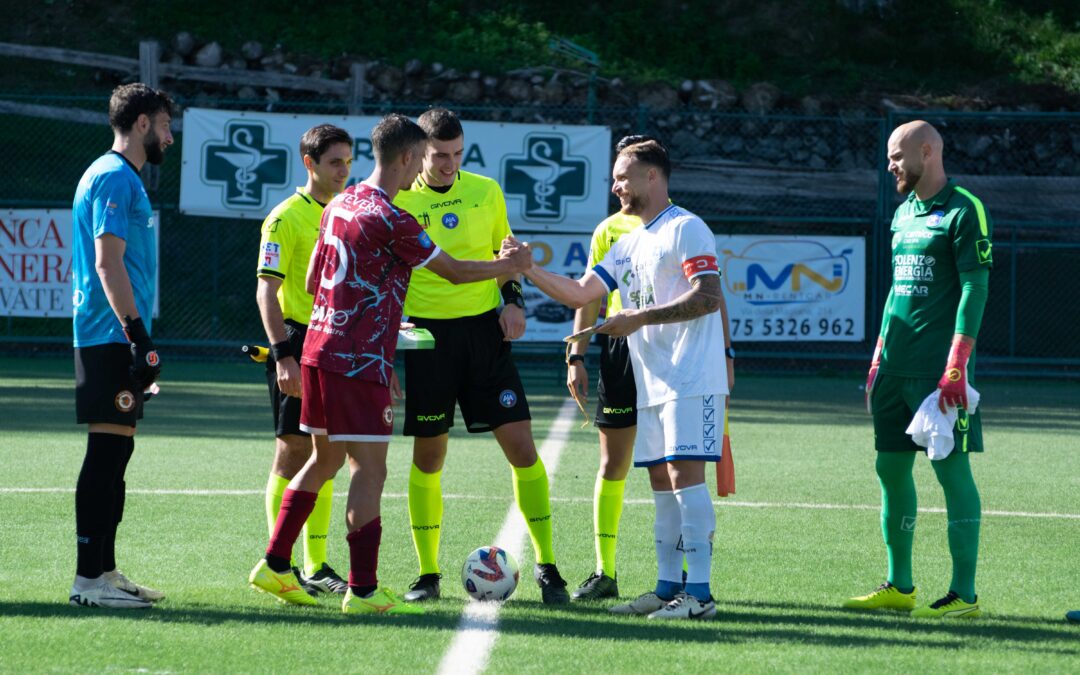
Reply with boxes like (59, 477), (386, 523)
(461, 546), (519, 601)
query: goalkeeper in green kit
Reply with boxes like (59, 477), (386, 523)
(846, 121), (992, 619)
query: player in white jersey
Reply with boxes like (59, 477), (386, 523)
(512, 140), (733, 620)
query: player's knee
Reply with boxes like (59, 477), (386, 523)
(355, 464), (388, 490)
(274, 436), (312, 475)
(412, 439), (448, 473)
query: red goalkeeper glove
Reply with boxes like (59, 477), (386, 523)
(865, 337), (883, 414)
(937, 336), (973, 413)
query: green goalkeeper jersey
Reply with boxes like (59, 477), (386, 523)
(879, 180), (993, 378)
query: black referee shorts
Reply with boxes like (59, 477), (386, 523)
(75, 342), (144, 426)
(595, 333), (637, 428)
(265, 319), (307, 438)
(404, 310), (530, 437)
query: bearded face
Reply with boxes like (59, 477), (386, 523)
(143, 125), (165, 166)
(893, 162), (922, 194)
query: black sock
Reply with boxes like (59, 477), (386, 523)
(265, 554), (292, 573)
(75, 433), (128, 578)
(350, 585), (377, 598)
(101, 437), (135, 572)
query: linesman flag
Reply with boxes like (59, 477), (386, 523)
(716, 400), (735, 497)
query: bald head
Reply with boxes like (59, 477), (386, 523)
(886, 120), (946, 197)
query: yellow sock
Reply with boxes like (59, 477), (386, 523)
(408, 464), (443, 575)
(302, 479), (334, 576)
(265, 473), (289, 538)
(595, 475), (625, 578)
(265, 472), (296, 568)
(512, 458), (555, 565)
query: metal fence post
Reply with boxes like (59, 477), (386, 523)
(138, 40), (161, 191)
(348, 62), (367, 116)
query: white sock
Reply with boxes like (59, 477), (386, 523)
(674, 483), (716, 586)
(653, 489), (682, 584)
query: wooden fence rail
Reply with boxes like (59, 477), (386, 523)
(0, 40), (367, 112)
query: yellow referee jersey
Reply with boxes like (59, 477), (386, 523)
(256, 188), (324, 325)
(394, 171), (510, 319)
(588, 212), (642, 315)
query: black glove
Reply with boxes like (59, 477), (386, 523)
(123, 315), (161, 389)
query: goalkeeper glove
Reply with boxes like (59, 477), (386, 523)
(123, 315), (161, 389)
(937, 336), (973, 413)
(865, 336), (883, 414)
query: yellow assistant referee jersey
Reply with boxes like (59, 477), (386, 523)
(588, 212), (642, 315)
(256, 188), (324, 325)
(394, 170), (511, 319)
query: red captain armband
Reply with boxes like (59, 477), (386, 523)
(681, 255), (719, 280)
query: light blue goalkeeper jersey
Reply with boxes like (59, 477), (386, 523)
(71, 152), (156, 347)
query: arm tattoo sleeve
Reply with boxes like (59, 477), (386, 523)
(639, 274), (723, 326)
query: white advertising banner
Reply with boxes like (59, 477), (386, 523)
(718, 235), (865, 342)
(519, 233), (593, 341)
(519, 233), (866, 342)
(1, 209), (160, 319)
(179, 108), (611, 232)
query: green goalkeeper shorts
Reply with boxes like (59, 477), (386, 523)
(870, 373), (984, 453)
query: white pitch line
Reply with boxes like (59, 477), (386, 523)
(436, 398), (577, 675)
(3, 489), (1078, 521)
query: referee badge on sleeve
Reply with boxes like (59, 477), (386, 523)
(262, 242), (281, 269)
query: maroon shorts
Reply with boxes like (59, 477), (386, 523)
(299, 365), (393, 442)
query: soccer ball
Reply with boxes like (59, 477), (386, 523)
(461, 546), (519, 601)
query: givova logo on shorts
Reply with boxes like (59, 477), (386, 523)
(202, 121), (290, 211)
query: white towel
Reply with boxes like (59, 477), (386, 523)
(905, 385), (981, 461)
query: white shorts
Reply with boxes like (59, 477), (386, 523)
(634, 393), (725, 467)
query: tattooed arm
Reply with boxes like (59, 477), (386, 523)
(597, 274), (723, 338)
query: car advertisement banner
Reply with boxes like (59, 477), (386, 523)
(517, 234), (593, 341)
(180, 108), (612, 232)
(1, 209), (160, 319)
(520, 233), (865, 343)
(718, 235), (865, 342)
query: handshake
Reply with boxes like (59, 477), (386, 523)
(499, 236), (534, 274)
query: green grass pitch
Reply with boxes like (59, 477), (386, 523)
(1, 356), (1078, 673)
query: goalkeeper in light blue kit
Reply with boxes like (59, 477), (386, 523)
(847, 120), (992, 619)
(69, 84), (173, 609)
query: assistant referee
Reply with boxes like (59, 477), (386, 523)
(255, 124), (353, 595)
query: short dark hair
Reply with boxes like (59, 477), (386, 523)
(618, 140), (671, 179)
(615, 134), (663, 153)
(417, 107), (463, 142)
(108, 83), (173, 132)
(300, 124), (353, 163)
(371, 113), (428, 164)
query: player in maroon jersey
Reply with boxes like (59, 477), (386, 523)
(248, 114), (532, 615)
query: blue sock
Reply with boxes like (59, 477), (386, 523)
(685, 582), (711, 600)
(654, 579), (681, 600)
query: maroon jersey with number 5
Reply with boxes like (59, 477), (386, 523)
(301, 182), (439, 385)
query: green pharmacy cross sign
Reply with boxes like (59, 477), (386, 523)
(202, 121), (291, 210)
(502, 134), (588, 222)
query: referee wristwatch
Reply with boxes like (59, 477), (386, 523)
(724, 346), (736, 359)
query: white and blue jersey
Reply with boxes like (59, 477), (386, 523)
(591, 204), (727, 409)
(71, 152), (156, 347)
